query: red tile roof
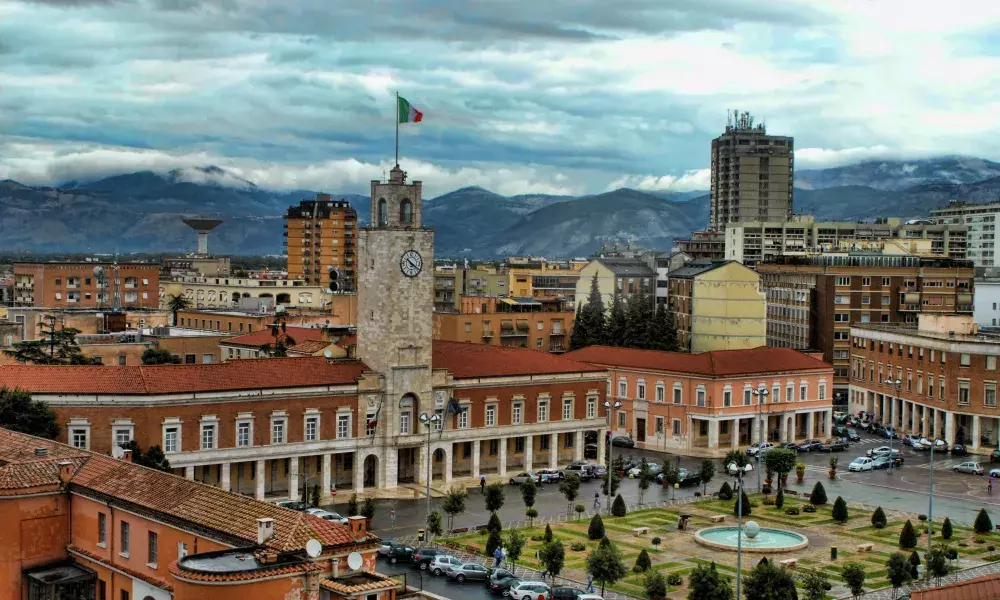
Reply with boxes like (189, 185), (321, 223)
(0, 357), (368, 395)
(911, 572), (1000, 600)
(70, 545), (175, 592)
(169, 556), (323, 584)
(222, 326), (327, 348)
(432, 340), (605, 379)
(562, 345), (831, 377)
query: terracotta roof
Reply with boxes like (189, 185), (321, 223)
(287, 340), (332, 355)
(169, 556), (323, 583)
(0, 357), (367, 395)
(0, 429), (378, 553)
(432, 340), (605, 379)
(221, 326), (327, 348)
(320, 572), (402, 595)
(70, 545), (175, 592)
(910, 572), (1000, 600)
(562, 345), (831, 377)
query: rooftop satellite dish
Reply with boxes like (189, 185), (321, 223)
(305, 539), (322, 559)
(111, 446), (125, 459)
(347, 551), (363, 571)
(323, 349), (333, 359)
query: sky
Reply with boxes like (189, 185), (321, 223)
(2, 0), (1000, 197)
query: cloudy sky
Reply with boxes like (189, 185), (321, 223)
(2, 0), (1000, 196)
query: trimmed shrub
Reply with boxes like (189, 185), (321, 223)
(802, 504), (816, 513)
(530, 535), (545, 542)
(652, 536), (662, 547)
(833, 496), (849, 522)
(918, 514), (928, 521)
(734, 490), (752, 517)
(975, 508), (993, 534)
(946, 548), (958, 560)
(487, 513), (502, 534)
(810, 481), (828, 505)
(588, 514), (606, 540)
(786, 507), (800, 515)
(485, 530), (502, 557)
(762, 497), (774, 506)
(718, 481), (733, 501)
(611, 494), (627, 517)
(942, 517), (953, 540)
(872, 506), (888, 529)
(544, 524), (554, 543)
(570, 542), (586, 551)
(665, 572), (683, 586)
(775, 488), (785, 509)
(899, 520), (918, 549)
(634, 549), (652, 572)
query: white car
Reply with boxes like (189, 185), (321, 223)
(627, 463), (661, 478)
(509, 581), (551, 600)
(305, 508), (348, 524)
(989, 468), (1000, 478)
(954, 462), (984, 475)
(866, 446), (893, 457)
(849, 457), (874, 472)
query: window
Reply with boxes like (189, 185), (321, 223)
(178, 542), (188, 559)
(114, 427), (131, 449)
(458, 408), (469, 429)
(489, 439), (499, 456)
(673, 385), (682, 404)
(961, 354), (971, 367)
(305, 415), (319, 441)
(958, 381), (971, 405)
(882, 295), (890, 305)
(587, 397), (596, 419)
(987, 382), (998, 407)
(940, 378), (946, 400)
(164, 427), (178, 453)
(800, 384), (807, 401)
(399, 411), (411, 435)
(834, 331), (849, 340)
(515, 437), (525, 453)
(202, 354), (213, 364)
(120, 521), (130, 557)
(538, 400), (549, 422)
(723, 389), (732, 407)
(201, 423), (216, 450)
(147, 531), (158, 566)
(98, 513), (107, 546)
(835, 276), (851, 286)
(237, 421), (251, 447)
(860, 314), (870, 323)
(835, 295), (849, 304)
(71, 428), (88, 449)
(785, 384), (793, 402)
(563, 399), (572, 420)
(989, 356), (997, 371)
(696, 387), (706, 407)
(818, 383), (826, 400)
(618, 412), (626, 427)
(486, 405), (496, 427)
(337, 414), (350, 439)
(672, 419), (681, 435)
(834, 313), (849, 322)
(862, 277), (871, 286)
(122, 591), (129, 600)
(618, 380), (627, 397)
(862, 295), (870, 305)
(513, 403), (523, 424)
(655, 417), (664, 434)
(271, 419), (286, 444)
(366, 412), (376, 436)
(882, 277), (891, 286)
(636, 381), (646, 400)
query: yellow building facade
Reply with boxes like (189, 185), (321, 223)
(668, 260), (766, 352)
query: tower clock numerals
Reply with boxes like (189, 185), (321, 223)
(400, 250), (423, 277)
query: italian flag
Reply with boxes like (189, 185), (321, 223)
(398, 96), (423, 123)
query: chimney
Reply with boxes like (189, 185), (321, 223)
(257, 517), (275, 545)
(56, 461), (75, 485)
(121, 450), (133, 463)
(347, 515), (367, 537)
(332, 557), (341, 578)
(34, 447), (48, 458)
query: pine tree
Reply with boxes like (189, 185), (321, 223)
(569, 304), (588, 350)
(871, 506), (888, 529)
(975, 508), (993, 534)
(634, 548), (652, 572)
(664, 308), (680, 351)
(810, 481), (828, 505)
(579, 273), (608, 347)
(775, 487), (784, 509)
(624, 288), (654, 349)
(544, 523), (554, 543)
(607, 294), (627, 347)
(941, 517), (953, 540)
(611, 494), (627, 517)
(648, 303), (671, 351)
(899, 520), (917, 549)
(833, 496), (849, 522)
(734, 490), (751, 516)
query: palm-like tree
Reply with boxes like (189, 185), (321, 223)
(167, 294), (192, 326)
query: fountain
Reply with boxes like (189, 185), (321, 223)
(694, 520), (808, 553)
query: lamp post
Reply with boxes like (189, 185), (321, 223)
(603, 400), (622, 514)
(728, 460), (754, 600)
(884, 378), (901, 474)
(418, 412), (442, 520)
(752, 388), (769, 492)
(922, 415), (936, 580)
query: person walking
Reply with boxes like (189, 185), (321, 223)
(989, 474), (994, 494)
(593, 491), (601, 510)
(480, 475), (487, 495)
(390, 505), (396, 526)
(586, 574), (595, 594)
(493, 545), (502, 568)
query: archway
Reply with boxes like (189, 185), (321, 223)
(377, 198), (388, 227)
(276, 293), (291, 304)
(259, 293), (273, 299)
(432, 448), (446, 481)
(399, 199), (412, 225)
(363, 454), (378, 489)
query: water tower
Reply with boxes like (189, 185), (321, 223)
(182, 218), (223, 255)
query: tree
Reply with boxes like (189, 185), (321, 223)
(602, 470), (621, 498)
(699, 459), (716, 495)
(872, 506), (888, 529)
(661, 465), (680, 499)
(611, 493), (627, 517)
(975, 508), (993, 534)
(544, 523), (554, 543)
(742, 558), (797, 600)
(485, 482), (506, 513)
(926, 545), (949, 580)
(569, 304), (588, 350)
(505, 528), (526, 569)
(637, 458), (653, 504)
(141, 348), (180, 365)
(521, 477), (537, 520)
(646, 570), (667, 600)
(624, 288), (654, 349)
(688, 561), (733, 600)
(588, 514), (606, 540)
(607, 293), (627, 347)
(121, 441), (171, 472)
(0, 388), (60, 439)
(634, 548), (652, 572)
(833, 496), (849, 522)
(734, 490), (751, 517)
(648, 303), (672, 351)
(485, 529), (503, 558)
(841, 562), (867, 599)
(426, 510), (443, 540)
(886, 553), (912, 597)
(664, 308), (680, 352)
(571, 274), (608, 350)
(809, 481), (828, 505)
(718, 481), (733, 501)
(539, 540), (565, 582)
(347, 493), (359, 517)
(586, 537), (627, 596)
(723, 449), (749, 470)
(941, 517), (953, 540)
(800, 569), (831, 600)
(899, 520), (917, 549)
(4, 320), (97, 365)
(908, 551), (921, 580)
(442, 487), (468, 531)
(558, 473), (582, 517)
(168, 294), (192, 325)
(361, 498), (377, 529)
(310, 485), (321, 507)
(775, 488), (784, 510)
(764, 449), (797, 491)
(487, 513), (503, 534)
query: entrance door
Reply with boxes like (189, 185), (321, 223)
(636, 418), (646, 443)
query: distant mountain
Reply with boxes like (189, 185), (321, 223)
(797, 156), (1000, 191)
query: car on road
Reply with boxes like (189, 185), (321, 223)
(990, 468), (1000, 478)
(276, 500), (311, 511)
(819, 440), (849, 452)
(627, 462), (662, 478)
(590, 464), (608, 477)
(509, 581), (552, 600)
(833, 425), (850, 438)
(446, 562), (490, 583)
(509, 472), (542, 485)
(849, 457), (874, 472)
(305, 508), (348, 524)
(879, 426), (897, 439)
(846, 430), (861, 442)
(413, 547), (448, 570)
(378, 539), (403, 557)
(537, 468), (565, 482)
(902, 434), (920, 447)
(747, 442), (774, 457)
(780, 442), (800, 451)
(954, 461), (985, 475)
(951, 444), (970, 456)
(872, 456), (894, 470)
(564, 462), (593, 481)
(429, 554), (463, 576)
(386, 545), (415, 565)
(486, 568), (519, 594)
(798, 439), (824, 452)
(611, 435), (635, 448)
(914, 438), (949, 452)
(678, 468), (701, 486)
(551, 586), (603, 600)
(848, 416), (862, 428)
(866, 446), (901, 459)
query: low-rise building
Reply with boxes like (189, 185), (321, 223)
(506, 257), (587, 304)
(175, 307), (334, 335)
(674, 230), (726, 261)
(161, 275), (330, 310)
(667, 260), (766, 352)
(574, 256), (656, 311)
(565, 345), (834, 455)
(14, 261), (160, 309)
(74, 327), (230, 365)
(433, 296), (574, 353)
(849, 314), (1000, 452)
(220, 325), (353, 361)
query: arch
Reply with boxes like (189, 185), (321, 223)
(377, 198), (388, 227)
(363, 454), (378, 488)
(432, 447), (446, 481)
(399, 198), (412, 225)
(242, 292), (251, 298)
(276, 293), (291, 304)
(259, 292), (274, 299)
(219, 291), (228, 303)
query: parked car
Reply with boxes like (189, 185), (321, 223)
(509, 581), (552, 600)
(798, 439), (824, 452)
(833, 425), (850, 438)
(780, 442), (800, 451)
(537, 468), (565, 482)
(611, 436), (635, 448)
(386, 545), (415, 565)
(305, 508), (348, 524)
(627, 463), (662, 478)
(954, 461), (985, 475)
(590, 464), (608, 477)
(429, 554), (463, 576)
(866, 446), (895, 458)
(746, 442), (774, 457)
(872, 456), (894, 470)
(849, 457), (874, 472)
(551, 586), (603, 600)
(378, 539), (403, 557)
(509, 472), (541, 486)
(951, 444), (970, 456)
(992, 449), (1000, 463)
(848, 416), (862, 428)
(276, 500), (311, 511)
(819, 440), (849, 452)
(879, 426), (897, 439)
(486, 569), (519, 594)
(989, 467), (1000, 478)
(901, 434), (920, 447)
(847, 430), (861, 442)
(413, 547), (447, 570)
(446, 562), (490, 583)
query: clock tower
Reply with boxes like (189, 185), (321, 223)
(356, 165), (434, 488)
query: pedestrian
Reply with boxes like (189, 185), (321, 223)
(390, 505), (396, 526)
(586, 574), (595, 594)
(501, 546), (507, 568)
(593, 491), (600, 510)
(989, 475), (994, 493)
(494, 545), (502, 568)
(480, 474), (487, 495)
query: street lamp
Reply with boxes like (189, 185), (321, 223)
(884, 378), (901, 474)
(418, 412), (442, 520)
(751, 387), (769, 492)
(922, 415), (937, 580)
(728, 460), (754, 600)
(603, 399), (623, 514)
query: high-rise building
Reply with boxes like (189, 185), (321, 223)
(930, 201), (1000, 267)
(709, 111), (794, 229)
(283, 193), (358, 288)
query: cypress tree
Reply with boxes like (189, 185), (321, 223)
(941, 517), (953, 540)
(899, 520), (917, 549)
(634, 548), (652, 572)
(871, 506), (888, 529)
(648, 302), (671, 351)
(607, 294), (627, 347)
(975, 508), (993, 534)
(544, 523), (554, 543)
(583, 273), (608, 346)
(833, 496), (849, 522)
(664, 308), (680, 352)
(569, 304), (588, 350)
(611, 494), (627, 517)
(718, 481), (733, 501)
(810, 481), (828, 505)
(775, 487), (784, 509)
(734, 490), (751, 517)
(588, 514), (606, 540)
(487, 512), (502, 534)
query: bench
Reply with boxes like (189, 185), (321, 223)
(450, 527), (470, 534)
(632, 527), (650, 536)
(856, 543), (874, 553)
(709, 515), (726, 524)
(778, 558), (798, 568)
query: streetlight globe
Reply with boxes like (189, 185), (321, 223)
(727, 462), (739, 475)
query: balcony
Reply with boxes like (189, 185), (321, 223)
(957, 304), (973, 312)
(482, 329), (494, 339)
(899, 304), (921, 312)
(549, 342), (565, 353)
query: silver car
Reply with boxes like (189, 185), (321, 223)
(429, 554), (462, 576)
(445, 562), (490, 583)
(954, 461), (984, 475)
(305, 508), (349, 524)
(508, 472), (540, 486)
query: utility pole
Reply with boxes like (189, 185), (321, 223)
(46, 315), (56, 361)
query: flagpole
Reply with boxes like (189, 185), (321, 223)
(395, 91), (399, 167)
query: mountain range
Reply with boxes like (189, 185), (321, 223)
(2, 157), (999, 258)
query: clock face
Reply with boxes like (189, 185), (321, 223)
(400, 250), (423, 277)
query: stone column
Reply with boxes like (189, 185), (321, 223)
(445, 446), (453, 483)
(731, 418), (740, 449)
(708, 420), (719, 449)
(945, 411), (956, 446)
(973, 415), (982, 451)
(901, 402), (910, 435)
(751, 416), (761, 444)
(354, 453), (365, 493)
(597, 430), (607, 466)
(573, 431), (584, 462)
(185, 466), (195, 480)
(417, 445), (428, 485)
(288, 457), (300, 502)
(807, 412), (816, 439)
(220, 462), (231, 493)
(778, 414), (787, 443)
(498, 438), (508, 477)
(255, 459), (266, 501)
(524, 435), (533, 472)
(321, 454), (332, 503)
(825, 410), (834, 438)
(550, 433), (559, 469)
(472, 441), (481, 480)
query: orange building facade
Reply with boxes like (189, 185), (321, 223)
(433, 296), (574, 353)
(284, 194), (359, 288)
(13, 262), (160, 309)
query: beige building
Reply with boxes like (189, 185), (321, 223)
(284, 193), (358, 288)
(930, 201), (1000, 267)
(667, 260), (766, 352)
(709, 111), (794, 229)
(574, 257), (656, 311)
(507, 257), (587, 303)
(434, 264), (510, 313)
(160, 276), (330, 310)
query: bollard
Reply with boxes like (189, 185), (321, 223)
(831, 546), (838, 560)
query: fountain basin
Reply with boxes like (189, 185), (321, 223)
(694, 526), (808, 553)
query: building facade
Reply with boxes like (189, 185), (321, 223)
(849, 315), (1000, 452)
(667, 260), (766, 352)
(930, 201), (1000, 267)
(433, 296), (574, 353)
(161, 276), (330, 310)
(674, 230), (726, 261)
(565, 346), (834, 455)
(13, 262), (160, 309)
(573, 257), (656, 311)
(709, 111), (794, 229)
(284, 194), (359, 288)
(973, 273), (1000, 327)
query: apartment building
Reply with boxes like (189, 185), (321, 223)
(930, 201), (1000, 266)
(726, 216), (968, 266)
(667, 260), (766, 352)
(757, 253), (976, 400)
(283, 193), (358, 287)
(565, 345), (834, 455)
(973, 270), (1000, 327)
(709, 111), (794, 229)
(849, 314), (1000, 452)
(574, 256), (656, 310)
(13, 262), (160, 309)
(507, 257), (587, 303)
(674, 230), (726, 261)
(433, 296), (574, 353)
(0, 428), (394, 600)
(433, 263), (510, 313)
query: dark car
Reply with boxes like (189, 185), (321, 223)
(584, 443), (598, 459)
(847, 430), (861, 442)
(798, 439), (823, 452)
(276, 500), (311, 511)
(951, 444), (969, 456)
(413, 547), (444, 570)
(386, 545), (415, 565)
(486, 568), (519, 595)
(833, 425), (850, 438)
(611, 435), (635, 448)
(552, 587), (596, 600)
(678, 468), (701, 486)
(780, 442), (800, 451)
(992, 449), (1000, 463)
(819, 440), (849, 452)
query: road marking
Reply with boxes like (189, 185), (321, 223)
(837, 477), (1000, 508)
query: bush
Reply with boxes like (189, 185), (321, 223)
(775, 488), (785, 509)
(485, 530), (502, 557)
(975, 508), (994, 534)
(634, 549), (652, 572)
(833, 496), (849, 522)
(665, 572), (683, 586)
(652, 536), (662, 547)
(942, 517), (953, 540)
(959, 542), (969, 548)
(544, 523), (554, 543)
(530, 534), (545, 542)
(575, 504), (585, 519)
(694, 492), (702, 497)
(734, 490), (752, 517)
(645, 571), (667, 600)
(810, 481), (828, 505)
(946, 548), (958, 560)
(918, 514), (928, 521)
(571, 542), (586, 551)
(487, 513), (502, 534)
(802, 504), (816, 513)
(899, 520), (918, 549)
(611, 494), (627, 517)
(786, 507), (800, 515)
(975, 538), (986, 545)
(763, 497), (774, 506)
(718, 481), (733, 501)
(872, 507), (888, 529)
(588, 514), (606, 540)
